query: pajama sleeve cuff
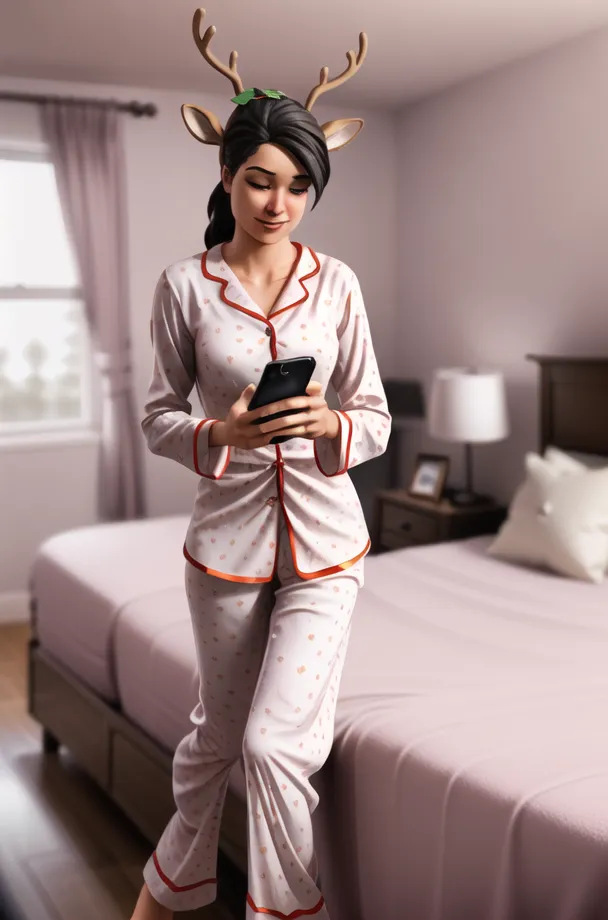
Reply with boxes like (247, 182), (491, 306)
(193, 418), (231, 480)
(313, 410), (352, 477)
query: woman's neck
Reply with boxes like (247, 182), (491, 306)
(221, 228), (297, 284)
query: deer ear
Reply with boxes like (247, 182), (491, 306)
(321, 118), (364, 151)
(181, 104), (224, 145)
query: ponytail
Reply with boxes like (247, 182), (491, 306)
(204, 181), (235, 249)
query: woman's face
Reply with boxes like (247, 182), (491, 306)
(222, 143), (312, 244)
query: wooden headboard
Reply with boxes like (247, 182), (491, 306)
(527, 355), (608, 456)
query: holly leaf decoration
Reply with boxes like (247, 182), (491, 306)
(231, 88), (286, 104)
(231, 88), (256, 105)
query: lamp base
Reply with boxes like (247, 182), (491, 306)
(446, 488), (489, 508)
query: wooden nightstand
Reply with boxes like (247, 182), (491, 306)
(371, 489), (507, 554)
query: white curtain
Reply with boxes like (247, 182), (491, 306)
(39, 100), (146, 521)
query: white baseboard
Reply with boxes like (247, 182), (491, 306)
(0, 591), (30, 624)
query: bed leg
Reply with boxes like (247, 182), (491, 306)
(42, 728), (60, 754)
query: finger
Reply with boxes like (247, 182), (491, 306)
(304, 396), (326, 410)
(259, 412), (314, 434)
(248, 401), (296, 423)
(253, 396), (325, 422)
(240, 383), (256, 402)
(266, 425), (309, 441)
(250, 398), (307, 421)
(306, 381), (323, 394)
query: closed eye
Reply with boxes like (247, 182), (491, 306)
(246, 180), (309, 196)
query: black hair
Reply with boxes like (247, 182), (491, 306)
(204, 95), (330, 249)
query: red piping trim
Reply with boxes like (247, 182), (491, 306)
(202, 249), (270, 323)
(269, 245), (321, 318)
(339, 410), (353, 470)
(200, 244), (321, 326)
(183, 444), (368, 584)
(152, 851), (216, 892)
(313, 410), (352, 477)
(246, 892), (325, 918)
(276, 444), (369, 579)
(193, 419), (231, 479)
(184, 543), (276, 583)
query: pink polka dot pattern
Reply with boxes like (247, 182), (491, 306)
(142, 513), (362, 917)
(141, 243), (391, 583)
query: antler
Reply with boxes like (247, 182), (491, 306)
(304, 32), (368, 111)
(192, 8), (244, 97)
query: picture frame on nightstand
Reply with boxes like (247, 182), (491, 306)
(408, 453), (450, 503)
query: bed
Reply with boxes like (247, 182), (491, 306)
(28, 354), (608, 920)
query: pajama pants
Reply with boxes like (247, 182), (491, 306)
(143, 511), (364, 918)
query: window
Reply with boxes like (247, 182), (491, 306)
(0, 151), (92, 437)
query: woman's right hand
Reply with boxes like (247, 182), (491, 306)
(212, 384), (277, 450)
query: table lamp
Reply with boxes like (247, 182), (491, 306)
(428, 367), (509, 506)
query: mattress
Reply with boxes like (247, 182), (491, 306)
(315, 536), (608, 920)
(113, 586), (198, 751)
(113, 584), (249, 799)
(31, 515), (190, 699)
(108, 530), (608, 920)
(32, 517), (608, 920)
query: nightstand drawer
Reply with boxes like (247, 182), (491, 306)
(381, 504), (439, 547)
(371, 489), (507, 555)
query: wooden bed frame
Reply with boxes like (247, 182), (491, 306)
(528, 354), (608, 455)
(26, 354), (608, 894)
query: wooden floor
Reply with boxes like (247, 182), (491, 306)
(0, 624), (243, 920)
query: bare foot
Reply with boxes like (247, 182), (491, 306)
(130, 882), (173, 920)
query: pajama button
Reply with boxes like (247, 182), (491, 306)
(265, 326), (272, 336)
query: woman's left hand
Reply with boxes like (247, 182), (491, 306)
(251, 381), (340, 440)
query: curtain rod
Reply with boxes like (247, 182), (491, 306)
(0, 91), (157, 117)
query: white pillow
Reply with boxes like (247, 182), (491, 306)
(492, 448), (583, 529)
(544, 445), (588, 474)
(488, 453), (608, 583)
(546, 446), (608, 471)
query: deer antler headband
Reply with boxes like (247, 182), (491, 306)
(181, 8), (368, 154)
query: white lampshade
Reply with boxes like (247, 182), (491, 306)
(428, 367), (509, 443)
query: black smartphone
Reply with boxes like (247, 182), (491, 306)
(248, 356), (317, 444)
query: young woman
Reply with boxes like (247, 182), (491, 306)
(131, 9), (391, 920)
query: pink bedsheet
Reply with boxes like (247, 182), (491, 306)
(31, 515), (189, 699)
(314, 536), (608, 920)
(114, 533), (608, 919)
(33, 517), (608, 919)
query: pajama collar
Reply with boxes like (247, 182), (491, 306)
(202, 242), (321, 321)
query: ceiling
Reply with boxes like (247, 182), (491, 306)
(2, 0), (608, 109)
